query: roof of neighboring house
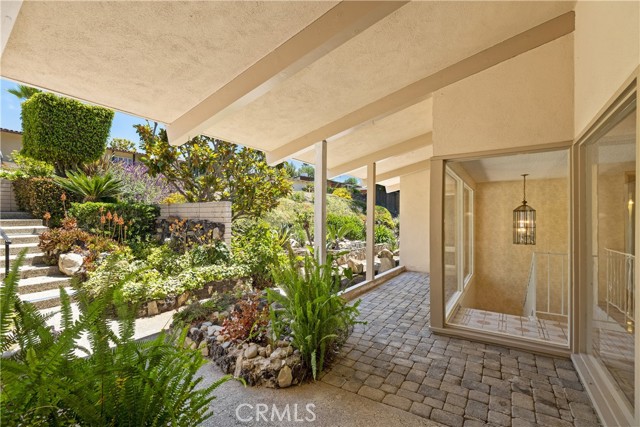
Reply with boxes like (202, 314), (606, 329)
(0, 128), (22, 135)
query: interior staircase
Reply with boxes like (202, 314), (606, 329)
(0, 212), (76, 310)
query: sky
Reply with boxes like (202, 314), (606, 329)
(0, 78), (357, 183)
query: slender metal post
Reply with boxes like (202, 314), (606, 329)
(4, 242), (9, 273)
(366, 162), (376, 281)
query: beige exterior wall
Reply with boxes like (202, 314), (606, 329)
(0, 132), (22, 161)
(0, 179), (18, 212)
(399, 168), (430, 273)
(159, 201), (232, 245)
(574, 1), (639, 137)
(432, 34), (574, 157)
(469, 178), (569, 315)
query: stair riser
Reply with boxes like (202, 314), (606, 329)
(8, 254), (46, 266)
(30, 296), (65, 310)
(0, 226), (47, 235)
(0, 245), (41, 256)
(0, 219), (43, 227)
(18, 279), (72, 295)
(0, 265), (60, 280)
(0, 235), (41, 245)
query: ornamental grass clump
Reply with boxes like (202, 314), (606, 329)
(268, 255), (361, 380)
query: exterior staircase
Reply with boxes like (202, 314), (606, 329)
(0, 213), (76, 309)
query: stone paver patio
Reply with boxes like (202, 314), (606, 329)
(320, 272), (601, 427)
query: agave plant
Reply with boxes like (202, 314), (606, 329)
(1, 250), (229, 426)
(54, 169), (123, 202)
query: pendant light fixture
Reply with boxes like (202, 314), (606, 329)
(513, 174), (536, 245)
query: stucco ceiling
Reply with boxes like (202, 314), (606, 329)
(1, 1), (337, 122)
(1, 1), (576, 181)
(454, 150), (570, 183)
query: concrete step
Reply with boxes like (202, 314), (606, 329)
(19, 287), (76, 310)
(0, 225), (48, 235)
(0, 234), (41, 245)
(17, 275), (72, 294)
(0, 218), (43, 227)
(0, 263), (60, 280)
(6, 252), (46, 266)
(0, 242), (42, 256)
(0, 211), (34, 220)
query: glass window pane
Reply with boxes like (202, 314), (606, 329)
(587, 106), (636, 406)
(444, 171), (458, 306)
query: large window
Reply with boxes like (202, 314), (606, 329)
(584, 102), (636, 409)
(444, 167), (474, 311)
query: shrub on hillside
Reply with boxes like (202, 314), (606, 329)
(375, 205), (395, 230)
(327, 213), (365, 241)
(68, 201), (160, 242)
(374, 224), (397, 246)
(332, 187), (352, 200)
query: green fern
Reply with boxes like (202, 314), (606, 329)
(0, 251), (229, 426)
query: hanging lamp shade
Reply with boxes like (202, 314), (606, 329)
(513, 174), (536, 245)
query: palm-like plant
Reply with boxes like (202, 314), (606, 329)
(54, 170), (123, 202)
(268, 255), (361, 380)
(1, 251), (230, 426)
(7, 84), (41, 100)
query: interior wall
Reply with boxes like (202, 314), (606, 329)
(596, 163), (635, 303)
(574, 1), (640, 137)
(470, 178), (569, 315)
(400, 168), (430, 272)
(432, 34), (574, 157)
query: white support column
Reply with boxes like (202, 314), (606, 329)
(314, 140), (327, 264)
(366, 162), (376, 281)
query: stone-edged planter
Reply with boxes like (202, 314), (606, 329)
(136, 277), (247, 317)
(184, 321), (305, 389)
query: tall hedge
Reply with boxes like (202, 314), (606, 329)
(21, 92), (114, 174)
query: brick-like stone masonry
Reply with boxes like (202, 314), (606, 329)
(321, 272), (600, 427)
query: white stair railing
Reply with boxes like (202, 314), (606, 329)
(604, 248), (635, 325)
(522, 254), (537, 317)
(522, 252), (568, 318)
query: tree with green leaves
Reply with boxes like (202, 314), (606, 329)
(107, 137), (136, 152)
(136, 123), (292, 221)
(282, 161), (297, 177)
(299, 163), (315, 178)
(7, 84), (41, 100)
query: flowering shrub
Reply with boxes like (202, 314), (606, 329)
(111, 162), (174, 204)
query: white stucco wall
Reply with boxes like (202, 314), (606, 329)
(432, 34), (574, 157)
(400, 168), (430, 272)
(574, 1), (639, 136)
